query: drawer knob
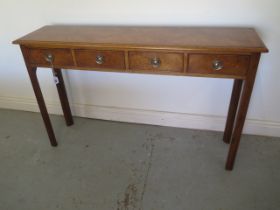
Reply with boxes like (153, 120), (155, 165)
(96, 55), (104, 65)
(151, 58), (161, 68)
(212, 60), (223, 71)
(44, 53), (54, 64)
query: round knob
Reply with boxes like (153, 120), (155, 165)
(212, 60), (223, 71)
(151, 58), (161, 68)
(96, 55), (104, 65)
(44, 53), (54, 64)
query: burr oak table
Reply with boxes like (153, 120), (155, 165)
(13, 25), (268, 170)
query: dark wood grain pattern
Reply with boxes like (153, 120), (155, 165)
(14, 25), (268, 170)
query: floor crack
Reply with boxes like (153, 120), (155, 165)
(139, 137), (155, 210)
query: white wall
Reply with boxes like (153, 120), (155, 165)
(1, 0), (280, 136)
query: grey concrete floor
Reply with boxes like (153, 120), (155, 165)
(0, 108), (280, 210)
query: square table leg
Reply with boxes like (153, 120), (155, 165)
(225, 53), (261, 170)
(223, 79), (243, 144)
(26, 66), (58, 147)
(52, 68), (74, 126)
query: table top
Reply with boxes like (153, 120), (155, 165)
(13, 25), (268, 53)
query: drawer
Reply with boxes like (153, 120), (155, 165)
(188, 54), (250, 76)
(129, 51), (184, 72)
(75, 49), (125, 70)
(27, 48), (74, 67)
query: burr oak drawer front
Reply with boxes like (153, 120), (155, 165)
(128, 51), (184, 72)
(74, 49), (126, 70)
(187, 54), (251, 76)
(27, 48), (74, 67)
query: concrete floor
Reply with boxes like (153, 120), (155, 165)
(0, 109), (280, 210)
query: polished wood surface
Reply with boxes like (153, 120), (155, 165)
(75, 49), (125, 70)
(13, 25), (268, 170)
(188, 54), (250, 77)
(27, 48), (74, 67)
(13, 25), (268, 52)
(129, 51), (183, 72)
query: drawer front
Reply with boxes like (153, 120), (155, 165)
(129, 51), (184, 72)
(27, 48), (74, 67)
(75, 49), (125, 70)
(188, 54), (250, 76)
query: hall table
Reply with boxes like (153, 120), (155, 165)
(13, 25), (268, 170)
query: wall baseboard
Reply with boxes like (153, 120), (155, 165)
(0, 95), (279, 137)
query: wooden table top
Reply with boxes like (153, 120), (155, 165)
(13, 25), (268, 52)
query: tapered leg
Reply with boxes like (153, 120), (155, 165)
(27, 67), (58, 146)
(223, 79), (243, 144)
(225, 53), (261, 170)
(52, 68), (74, 126)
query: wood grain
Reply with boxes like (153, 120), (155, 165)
(13, 25), (268, 53)
(75, 49), (125, 70)
(188, 54), (250, 77)
(129, 51), (183, 72)
(27, 48), (74, 67)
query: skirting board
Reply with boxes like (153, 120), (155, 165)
(0, 95), (279, 137)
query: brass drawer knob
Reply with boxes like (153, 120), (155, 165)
(212, 60), (223, 71)
(96, 55), (104, 65)
(151, 57), (161, 68)
(44, 53), (54, 64)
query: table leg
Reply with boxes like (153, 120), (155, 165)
(27, 67), (58, 146)
(52, 68), (74, 126)
(225, 53), (261, 170)
(223, 79), (243, 144)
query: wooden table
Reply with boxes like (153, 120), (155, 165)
(13, 25), (268, 170)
